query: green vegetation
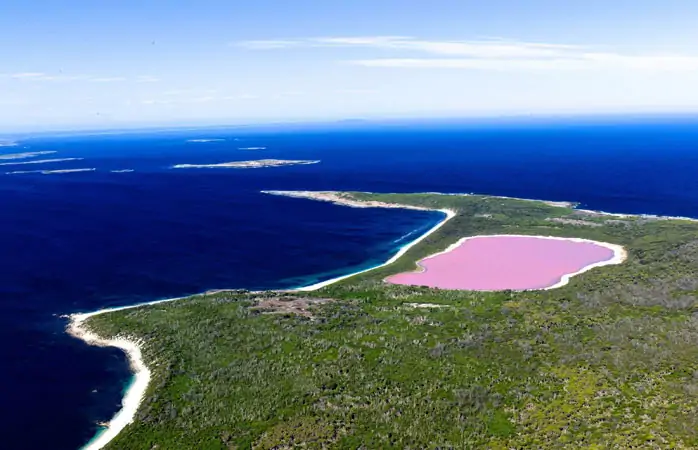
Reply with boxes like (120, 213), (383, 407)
(85, 192), (698, 449)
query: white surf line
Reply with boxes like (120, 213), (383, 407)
(61, 190), (649, 449)
(574, 208), (698, 223)
(539, 236), (627, 290)
(66, 194), (453, 449)
(66, 295), (188, 450)
(297, 208), (456, 291)
(387, 234), (627, 292)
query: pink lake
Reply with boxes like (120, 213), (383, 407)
(385, 235), (619, 291)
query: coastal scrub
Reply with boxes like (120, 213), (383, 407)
(74, 192), (698, 449)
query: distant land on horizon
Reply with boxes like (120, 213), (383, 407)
(3, 111), (698, 139)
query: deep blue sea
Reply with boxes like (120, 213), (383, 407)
(2, 117), (698, 449)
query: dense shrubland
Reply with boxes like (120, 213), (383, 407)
(86, 193), (698, 449)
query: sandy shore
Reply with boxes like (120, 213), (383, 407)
(265, 190), (457, 291)
(297, 209), (456, 291)
(386, 234), (627, 291)
(266, 190), (698, 222)
(262, 190), (446, 213)
(67, 191), (454, 449)
(173, 160), (319, 169)
(575, 208), (698, 223)
(63, 190), (657, 449)
(542, 237), (627, 290)
(67, 296), (186, 450)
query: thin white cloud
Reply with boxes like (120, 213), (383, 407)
(221, 94), (259, 100)
(313, 36), (412, 46)
(136, 75), (160, 83)
(314, 36), (578, 59)
(336, 88), (380, 95)
(163, 89), (218, 96)
(89, 77), (127, 83)
(141, 95), (223, 105)
(190, 96), (216, 103)
(4, 73), (144, 82)
(234, 39), (301, 49)
(236, 36), (578, 58)
(236, 36), (698, 72)
(7, 73), (89, 82)
(349, 55), (698, 71)
(10, 72), (47, 78)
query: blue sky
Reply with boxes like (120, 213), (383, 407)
(2, 0), (698, 130)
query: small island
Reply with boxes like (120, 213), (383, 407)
(0, 140), (18, 148)
(0, 150), (57, 160)
(172, 159), (320, 169)
(0, 157), (83, 166)
(70, 191), (698, 449)
(8, 168), (96, 175)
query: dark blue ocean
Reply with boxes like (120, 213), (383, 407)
(2, 117), (698, 449)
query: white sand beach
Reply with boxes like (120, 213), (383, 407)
(67, 296), (186, 450)
(65, 191), (639, 449)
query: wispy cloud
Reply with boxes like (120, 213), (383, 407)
(335, 88), (380, 95)
(10, 72), (47, 79)
(190, 96), (216, 103)
(89, 77), (127, 83)
(141, 95), (226, 106)
(4, 73), (92, 82)
(3, 73), (152, 82)
(236, 39), (302, 50)
(348, 54), (698, 71)
(136, 75), (160, 83)
(236, 36), (577, 58)
(235, 36), (698, 71)
(162, 89), (218, 96)
(220, 94), (259, 100)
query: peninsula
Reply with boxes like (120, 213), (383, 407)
(172, 159), (320, 169)
(70, 191), (698, 449)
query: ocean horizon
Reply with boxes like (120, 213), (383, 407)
(2, 117), (698, 449)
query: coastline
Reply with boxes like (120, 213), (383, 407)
(574, 207), (698, 223)
(65, 190), (661, 449)
(261, 190), (447, 212)
(66, 194), (454, 450)
(66, 296), (188, 450)
(297, 208), (456, 291)
(264, 190), (698, 223)
(384, 234), (628, 292)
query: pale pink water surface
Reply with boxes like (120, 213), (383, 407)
(386, 236), (616, 291)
